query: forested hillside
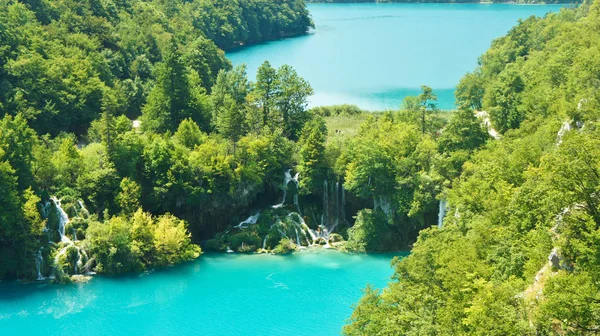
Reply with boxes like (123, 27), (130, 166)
(0, 0), (315, 281)
(1, 0), (481, 282)
(345, 1), (600, 334)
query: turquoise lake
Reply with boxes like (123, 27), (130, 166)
(0, 250), (405, 335)
(227, 3), (566, 110)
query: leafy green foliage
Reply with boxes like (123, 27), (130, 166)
(346, 3), (600, 334)
(345, 209), (387, 252)
(87, 209), (200, 274)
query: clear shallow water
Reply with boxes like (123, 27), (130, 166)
(227, 3), (565, 110)
(0, 250), (406, 335)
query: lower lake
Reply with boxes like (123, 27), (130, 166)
(0, 250), (406, 335)
(227, 3), (566, 110)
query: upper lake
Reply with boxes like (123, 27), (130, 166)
(227, 3), (566, 110)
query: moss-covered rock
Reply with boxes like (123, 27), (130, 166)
(273, 238), (298, 254)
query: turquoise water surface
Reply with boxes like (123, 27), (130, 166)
(0, 250), (405, 335)
(227, 4), (566, 110)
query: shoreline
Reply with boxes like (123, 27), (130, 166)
(11, 249), (410, 286)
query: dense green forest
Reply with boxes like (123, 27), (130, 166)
(0, 0), (317, 281)
(1, 0), (460, 281)
(2, 0), (483, 282)
(345, 1), (600, 334)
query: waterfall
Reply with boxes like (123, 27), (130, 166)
(322, 179), (329, 230)
(294, 227), (300, 246)
(438, 199), (448, 228)
(50, 197), (71, 243)
(375, 196), (393, 220)
(273, 169), (299, 209)
(35, 249), (44, 280)
(294, 194), (301, 214)
(46, 197), (93, 277)
(235, 212), (260, 229)
(556, 121), (572, 146)
(341, 184), (347, 225)
(335, 181), (340, 227)
(77, 200), (89, 218)
(74, 250), (80, 274)
(262, 236), (268, 250)
(53, 243), (86, 276)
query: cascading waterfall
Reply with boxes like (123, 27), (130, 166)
(35, 249), (44, 281)
(38, 197), (91, 279)
(334, 181), (340, 229)
(316, 178), (349, 240)
(225, 169), (351, 251)
(322, 179), (329, 231)
(438, 199), (448, 228)
(50, 196), (71, 243)
(341, 184), (347, 225)
(556, 121), (572, 145)
(374, 196), (393, 220)
(294, 227), (301, 246)
(294, 194), (300, 214)
(77, 200), (89, 217)
(74, 250), (80, 274)
(235, 212), (260, 229)
(273, 169), (299, 209)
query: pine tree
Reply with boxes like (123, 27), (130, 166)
(142, 39), (193, 133)
(297, 117), (328, 194)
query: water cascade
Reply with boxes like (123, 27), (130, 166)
(556, 121), (572, 146)
(322, 179), (329, 233)
(438, 199), (448, 228)
(341, 185), (347, 225)
(273, 169), (299, 209)
(77, 200), (90, 218)
(36, 197), (91, 280)
(35, 249), (44, 280)
(235, 212), (260, 229)
(225, 170), (349, 251)
(50, 196), (71, 243)
(374, 196), (393, 220)
(316, 178), (349, 240)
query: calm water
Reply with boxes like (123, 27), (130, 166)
(0, 250), (405, 335)
(227, 4), (565, 110)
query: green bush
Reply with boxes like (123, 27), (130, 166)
(273, 238), (298, 254)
